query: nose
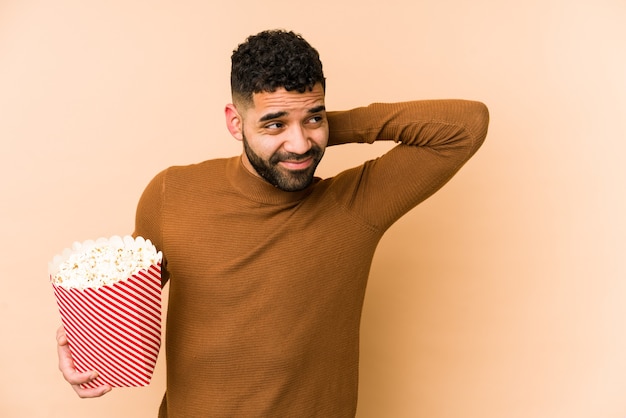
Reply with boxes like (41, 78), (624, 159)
(282, 125), (311, 155)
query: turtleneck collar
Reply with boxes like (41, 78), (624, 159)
(225, 156), (318, 205)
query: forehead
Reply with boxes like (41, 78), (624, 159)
(249, 83), (325, 118)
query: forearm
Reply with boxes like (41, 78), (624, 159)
(327, 100), (489, 155)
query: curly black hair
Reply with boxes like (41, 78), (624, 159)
(230, 29), (325, 106)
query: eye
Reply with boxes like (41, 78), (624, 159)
(265, 121), (284, 130)
(306, 115), (324, 125)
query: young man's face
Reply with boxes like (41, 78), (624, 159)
(226, 83), (328, 192)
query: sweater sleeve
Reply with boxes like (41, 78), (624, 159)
(325, 100), (489, 230)
(133, 168), (171, 286)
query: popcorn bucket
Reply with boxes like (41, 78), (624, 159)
(50, 236), (162, 388)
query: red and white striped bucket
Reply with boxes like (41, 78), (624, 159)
(52, 264), (162, 388)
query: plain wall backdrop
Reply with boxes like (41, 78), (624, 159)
(1, 0), (625, 417)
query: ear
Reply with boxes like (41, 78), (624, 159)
(224, 104), (244, 141)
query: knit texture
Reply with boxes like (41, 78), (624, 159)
(134, 100), (489, 417)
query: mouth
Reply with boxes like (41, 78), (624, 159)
(278, 157), (313, 171)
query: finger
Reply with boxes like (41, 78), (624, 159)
(56, 330), (94, 385)
(62, 366), (97, 386)
(58, 347), (113, 397)
(72, 380), (112, 398)
(56, 326), (67, 346)
(57, 334), (78, 377)
(56, 325), (112, 398)
(58, 347), (95, 386)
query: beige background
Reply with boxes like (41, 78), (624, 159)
(1, 0), (625, 417)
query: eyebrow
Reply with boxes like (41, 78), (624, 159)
(258, 105), (326, 123)
(308, 105), (326, 114)
(259, 111), (288, 123)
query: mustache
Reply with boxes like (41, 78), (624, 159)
(270, 145), (322, 165)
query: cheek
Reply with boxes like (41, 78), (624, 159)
(252, 136), (283, 159)
(243, 127), (279, 158)
(313, 127), (329, 149)
(305, 124), (329, 146)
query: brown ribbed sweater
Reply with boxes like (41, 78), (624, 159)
(133, 100), (489, 417)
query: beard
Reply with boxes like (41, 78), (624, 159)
(242, 132), (324, 192)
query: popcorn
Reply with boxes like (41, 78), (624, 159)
(49, 235), (162, 290)
(50, 235), (163, 388)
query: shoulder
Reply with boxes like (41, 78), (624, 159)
(162, 157), (232, 180)
(140, 157), (235, 202)
(150, 157), (233, 190)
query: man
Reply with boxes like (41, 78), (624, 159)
(57, 29), (489, 417)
